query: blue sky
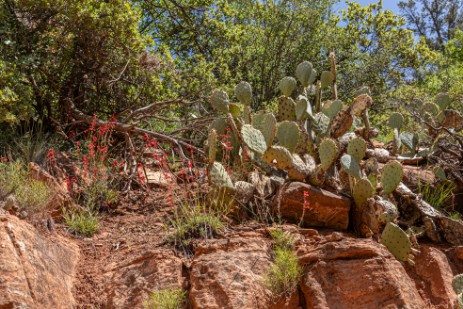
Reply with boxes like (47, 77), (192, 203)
(334, 0), (402, 14)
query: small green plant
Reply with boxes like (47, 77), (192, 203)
(15, 179), (52, 211)
(418, 180), (456, 209)
(63, 209), (99, 237)
(449, 212), (462, 221)
(0, 161), (26, 197)
(269, 228), (296, 250)
(167, 203), (224, 249)
(144, 288), (186, 309)
(265, 246), (302, 296)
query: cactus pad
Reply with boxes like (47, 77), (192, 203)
(208, 129), (218, 165)
(313, 112), (331, 136)
(353, 178), (374, 211)
(320, 71), (333, 89)
(382, 160), (403, 194)
(381, 222), (413, 262)
(453, 274), (463, 294)
(252, 112), (277, 147)
(388, 113), (404, 129)
(322, 99), (343, 119)
(279, 76), (297, 97)
(348, 94), (372, 116)
(347, 137), (366, 163)
(435, 92), (450, 110)
(210, 118), (228, 135)
(235, 81), (252, 105)
(295, 61), (313, 87)
(277, 121), (300, 152)
(278, 96), (297, 121)
(209, 162), (234, 190)
(421, 103), (439, 116)
(319, 139), (337, 171)
(354, 86), (371, 97)
(330, 110), (354, 138)
(399, 131), (419, 154)
(288, 154), (311, 181)
(262, 146), (293, 170)
(229, 103), (243, 118)
(340, 154), (361, 179)
(296, 95), (312, 120)
(241, 124), (268, 155)
(209, 89), (229, 113)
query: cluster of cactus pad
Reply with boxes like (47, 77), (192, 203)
(206, 57), (417, 264)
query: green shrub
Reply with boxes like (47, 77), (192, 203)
(167, 203), (224, 249)
(269, 228), (296, 250)
(63, 209), (99, 237)
(418, 180), (456, 209)
(265, 246), (302, 296)
(0, 162), (26, 197)
(15, 179), (52, 211)
(144, 288), (186, 309)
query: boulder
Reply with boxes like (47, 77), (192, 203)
(275, 182), (351, 229)
(0, 214), (79, 308)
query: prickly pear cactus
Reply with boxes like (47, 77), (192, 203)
(241, 124), (268, 155)
(421, 103), (439, 116)
(319, 138), (337, 171)
(388, 112), (404, 129)
(347, 137), (366, 163)
(252, 112), (277, 148)
(277, 121), (300, 152)
(229, 103), (243, 118)
(322, 100), (342, 119)
(279, 76), (297, 97)
(340, 154), (361, 179)
(209, 162), (234, 190)
(209, 89), (230, 113)
(295, 61), (313, 87)
(453, 274), (463, 294)
(288, 153), (311, 181)
(399, 131), (419, 154)
(353, 178), (374, 210)
(320, 71), (333, 89)
(348, 94), (372, 116)
(210, 118), (228, 135)
(435, 92), (450, 110)
(235, 81), (252, 106)
(296, 95), (312, 120)
(330, 110), (353, 138)
(381, 222), (414, 264)
(381, 160), (403, 194)
(262, 146), (293, 170)
(313, 112), (331, 136)
(208, 129), (218, 165)
(278, 96), (297, 121)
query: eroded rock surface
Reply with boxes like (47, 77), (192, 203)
(276, 182), (351, 229)
(0, 214), (79, 309)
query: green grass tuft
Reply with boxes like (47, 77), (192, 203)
(63, 209), (99, 237)
(265, 246), (302, 296)
(144, 288), (186, 309)
(418, 180), (456, 209)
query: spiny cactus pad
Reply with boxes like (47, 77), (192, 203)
(241, 124), (268, 155)
(277, 121), (300, 152)
(295, 61), (313, 87)
(382, 160), (403, 194)
(319, 139), (337, 171)
(340, 154), (361, 179)
(354, 86), (371, 97)
(348, 94), (372, 116)
(313, 112), (331, 136)
(378, 202), (398, 224)
(229, 103), (243, 118)
(209, 89), (229, 113)
(435, 92), (450, 110)
(347, 137), (366, 163)
(320, 71), (333, 89)
(421, 103), (439, 116)
(235, 81), (252, 105)
(381, 222), (413, 262)
(322, 100), (343, 119)
(288, 153), (311, 181)
(210, 118), (228, 135)
(208, 129), (218, 165)
(278, 96), (297, 121)
(330, 110), (353, 138)
(453, 274), (463, 294)
(262, 146), (293, 170)
(209, 162), (234, 190)
(399, 131), (418, 154)
(252, 112), (277, 147)
(279, 76), (297, 97)
(353, 178), (374, 211)
(388, 113), (404, 129)
(296, 95), (312, 120)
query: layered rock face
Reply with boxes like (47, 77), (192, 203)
(0, 214), (79, 309)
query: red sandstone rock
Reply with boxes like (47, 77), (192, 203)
(275, 182), (351, 229)
(0, 214), (79, 308)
